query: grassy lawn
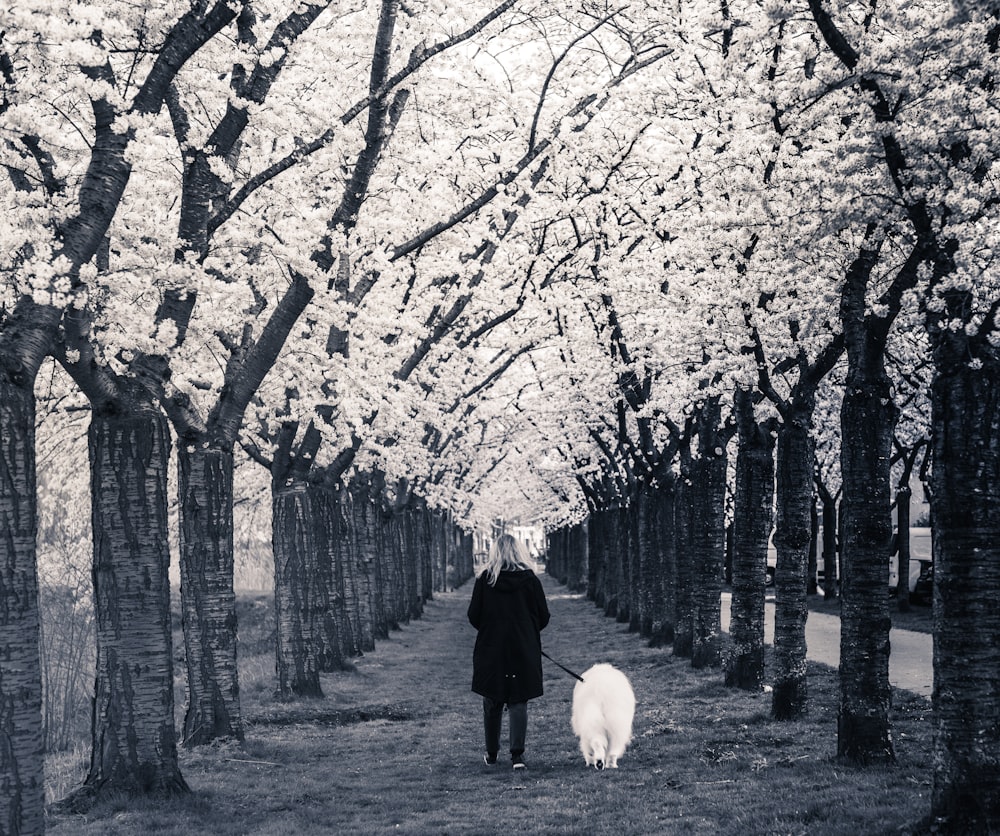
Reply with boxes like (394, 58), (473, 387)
(45, 577), (934, 835)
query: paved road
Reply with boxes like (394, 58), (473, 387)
(720, 592), (932, 698)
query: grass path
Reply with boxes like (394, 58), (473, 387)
(47, 574), (934, 835)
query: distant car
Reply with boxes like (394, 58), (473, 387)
(763, 526), (933, 599)
(912, 562), (934, 604)
(889, 527), (933, 598)
(764, 527), (833, 587)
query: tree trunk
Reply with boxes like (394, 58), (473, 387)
(649, 473), (676, 647)
(78, 411), (187, 802)
(311, 485), (350, 672)
(0, 375), (45, 835)
(403, 507), (423, 619)
(819, 488), (839, 600)
(429, 511), (443, 594)
(621, 501), (637, 627)
(351, 483), (385, 645)
(608, 507), (625, 619)
(572, 519), (590, 595)
(416, 503), (433, 604)
(726, 388), (775, 690)
(556, 520), (588, 594)
(895, 486), (912, 613)
(838, 373), (895, 763)
(590, 510), (608, 610)
(807, 496), (819, 596)
(771, 401), (814, 719)
(837, 237), (897, 764)
(673, 470), (694, 659)
(384, 508), (405, 629)
(585, 512), (598, 601)
(725, 521), (734, 586)
(336, 489), (365, 654)
(638, 487), (656, 638)
(272, 482), (322, 698)
(551, 527), (565, 589)
(928, 349), (1000, 829)
(177, 445), (243, 744)
(691, 398), (727, 669)
(590, 509), (607, 612)
(546, 528), (564, 585)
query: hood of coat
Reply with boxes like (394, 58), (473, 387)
(490, 569), (536, 593)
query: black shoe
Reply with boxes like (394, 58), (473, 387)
(512, 754), (526, 771)
(484, 752), (498, 765)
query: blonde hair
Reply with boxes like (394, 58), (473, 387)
(480, 533), (536, 586)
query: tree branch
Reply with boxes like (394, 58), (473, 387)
(210, 0), (518, 236)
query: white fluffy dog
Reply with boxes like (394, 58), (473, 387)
(571, 663), (635, 769)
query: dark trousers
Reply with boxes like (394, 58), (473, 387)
(482, 697), (527, 756)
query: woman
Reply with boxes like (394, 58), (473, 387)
(468, 534), (550, 770)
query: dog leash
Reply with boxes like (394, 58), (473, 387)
(541, 649), (585, 683)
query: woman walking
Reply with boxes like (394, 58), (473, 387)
(468, 534), (550, 770)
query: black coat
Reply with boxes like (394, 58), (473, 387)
(468, 569), (550, 703)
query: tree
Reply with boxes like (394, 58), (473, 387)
(837, 228), (923, 765)
(3, 0), (246, 818)
(805, 0), (1000, 820)
(751, 312), (844, 719)
(688, 392), (729, 668)
(726, 386), (776, 690)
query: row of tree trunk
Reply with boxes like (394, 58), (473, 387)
(272, 475), (474, 698)
(52, 416), (472, 814)
(545, 458), (729, 673)
(545, 344), (999, 829)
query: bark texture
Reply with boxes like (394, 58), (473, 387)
(311, 485), (352, 671)
(0, 375), (45, 836)
(726, 389), (775, 690)
(178, 446), (243, 744)
(838, 375), (895, 763)
(672, 469), (694, 659)
(649, 474), (677, 647)
(350, 485), (381, 649)
(836, 233), (900, 764)
(772, 403), (814, 719)
(691, 398), (726, 670)
(272, 483), (322, 698)
(637, 488), (656, 638)
(929, 347), (1000, 829)
(81, 412), (186, 802)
